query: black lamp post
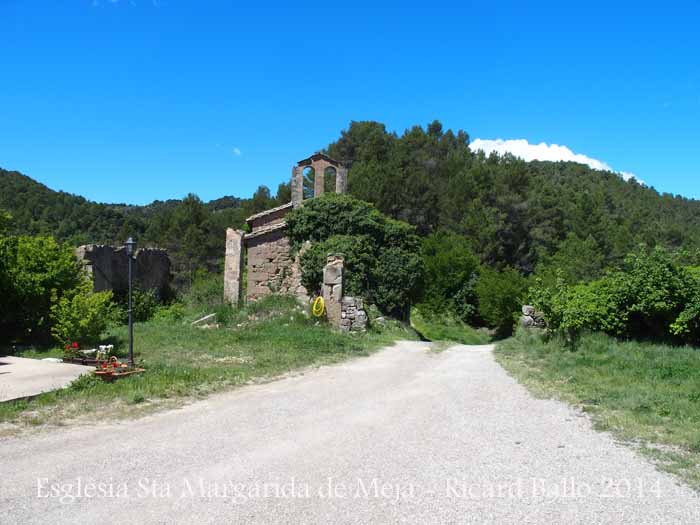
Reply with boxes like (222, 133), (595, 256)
(125, 237), (136, 368)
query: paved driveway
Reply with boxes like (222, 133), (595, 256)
(0, 342), (698, 524)
(0, 356), (93, 402)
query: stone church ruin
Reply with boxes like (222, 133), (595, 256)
(76, 244), (172, 297)
(224, 152), (367, 331)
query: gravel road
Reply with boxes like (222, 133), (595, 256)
(1, 342), (698, 524)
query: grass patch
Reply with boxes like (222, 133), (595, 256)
(495, 330), (700, 490)
(411, 308), (492, 346)
(0, 295), (417, 433)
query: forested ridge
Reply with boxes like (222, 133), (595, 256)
(0, 167), (287, 286)
(2, 119), (700, 282)
(328, 121), (700, 273)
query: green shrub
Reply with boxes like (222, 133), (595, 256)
(132, 288), (160, 322)
(183, 270), (225, 313)
(670, 284), (700, 344)
(127, 391), (146, 405)
(684, 265), (700, 281)
(214, 303), (236, 326)
(528, 273), (565, 329)
(0, 235), (84, 341)
(558, 276), (630, 339)
(299, 235), (374, 296)
(50, 281), (115, 345)
(534, 233), (606, 288)
(475, 266), (528, 337)
(623, 247), (692, 336)
(152, 302), (186, 322)
(671, 305), (700, 342)
(531, 270), (631, 340)
(286, 193), (389, 250)
(287, 194), (424, 317)
(114, 287), (161, 323)
(532, 246), (697, 343)
(373, 246), (424, 318)
(420, 230), (480, 322)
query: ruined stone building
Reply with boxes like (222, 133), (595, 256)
(76, 244), (172, 297)
(224, 153), (348, 306)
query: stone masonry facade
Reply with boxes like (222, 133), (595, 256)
(245, 219), (306, 301)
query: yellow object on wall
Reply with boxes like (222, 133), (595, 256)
(311, 296), (325, 317)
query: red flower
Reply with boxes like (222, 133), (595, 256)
(72, 342), (79, 349)
(65, 344), (70, 350)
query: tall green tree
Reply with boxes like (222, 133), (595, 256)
(420, 230), (480, 322)
(535, 233), (606, 287)
(0, 235), (84, 341)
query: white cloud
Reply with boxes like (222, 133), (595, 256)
(469, 138), (642, 184)
(232, 147), (242, 157)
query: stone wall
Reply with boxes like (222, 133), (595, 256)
(76, 244), (171, 297)
(245, 227), (306, 302)
(340, 297), (368, 332)
(247, 202), (293, 232)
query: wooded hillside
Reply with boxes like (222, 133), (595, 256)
(0, 168), (287, 286)
(328, 121), (700, 273)
(2, 119), (700, 282)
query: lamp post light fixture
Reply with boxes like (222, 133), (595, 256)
(125, 237), (136, 368)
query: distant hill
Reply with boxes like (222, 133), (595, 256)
(0, 168), (131, 244)
(0, 167), (285, 286)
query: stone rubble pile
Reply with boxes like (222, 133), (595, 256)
(520, 305), (546, 329)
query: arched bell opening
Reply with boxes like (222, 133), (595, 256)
(302, 166), (315, 200)
(324, 166), (337, 194)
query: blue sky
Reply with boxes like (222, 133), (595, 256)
(2, 1), (699, 204)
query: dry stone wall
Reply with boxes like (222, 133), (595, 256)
(340, 297), (368, 332)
